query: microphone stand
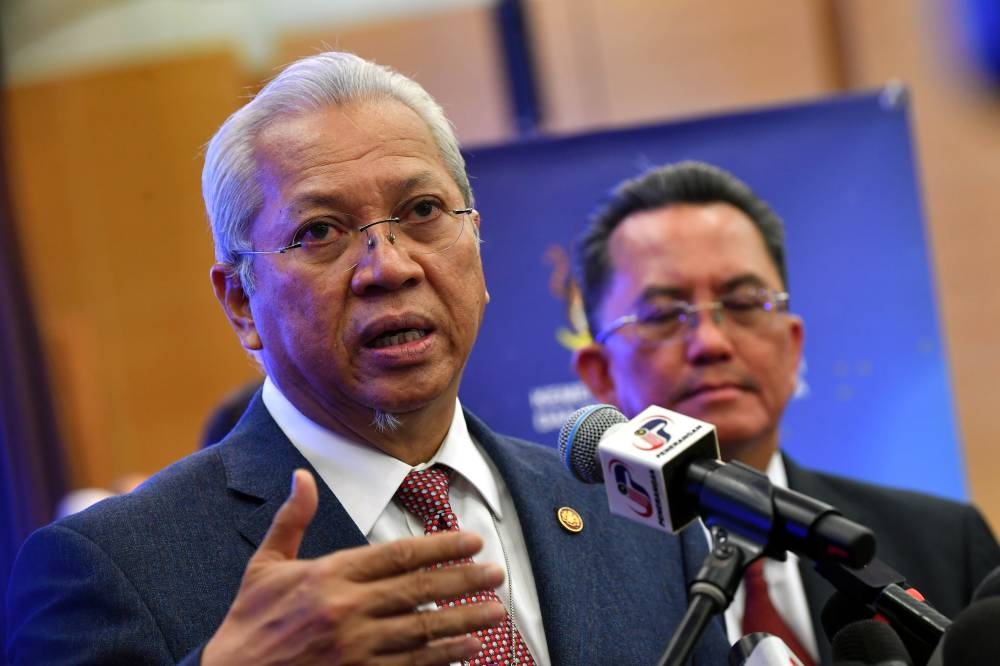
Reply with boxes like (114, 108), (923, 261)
(656, 526), (762, 666)
(658, 459), (785, 666)
(656, 461), (876, 665)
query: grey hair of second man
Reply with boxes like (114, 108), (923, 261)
(573, 160), (789, 339)
(202, 51), (474, 295)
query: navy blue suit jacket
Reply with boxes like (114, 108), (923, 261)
(6, 396), (730, 665)
(785, 455), (1000, 664)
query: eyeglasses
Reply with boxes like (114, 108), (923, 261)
(236, 196), (474, 272)
(593, 286), (790, 344)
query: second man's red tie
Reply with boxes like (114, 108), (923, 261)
(741, 559), (815, 666)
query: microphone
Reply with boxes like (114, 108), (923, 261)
(729, 633), (807, 665)
(926, 596), (1000, 666)
(831, 619), (913, 665)
(922, 565), (1000, 665)
(558, 404), (876, 566)
(822, 590), (875, 642)
(816, 557), (950, 661)
(971, 564), (1000, 602)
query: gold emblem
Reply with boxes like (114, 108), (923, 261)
(557, 506), (583, 533)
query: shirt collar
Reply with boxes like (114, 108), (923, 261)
(261, 377), (502, 536)
(764, 449), (789, 488)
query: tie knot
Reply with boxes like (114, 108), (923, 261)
(395, 466), (460, 533)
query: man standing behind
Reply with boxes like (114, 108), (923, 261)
(6, 56), (728, 664)
(571, 160), (1000, 664)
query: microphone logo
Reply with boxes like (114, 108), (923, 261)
(633, 416), (673, 451)
(608, 459), (654, 517)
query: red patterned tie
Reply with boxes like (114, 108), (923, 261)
(395, 467), (536, 666)
(741, 559), (815, 666)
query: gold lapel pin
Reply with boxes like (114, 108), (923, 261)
(557, 506), (583, 533)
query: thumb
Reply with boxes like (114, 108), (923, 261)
(253, 469), (318, 563)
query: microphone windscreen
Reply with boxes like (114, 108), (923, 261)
(939, 597), (1000, 666)
(831, 619), (912, 665)
(821, 590), (875, 643)
(558, 404), (626, 483)
(972, 565), (1000, 602)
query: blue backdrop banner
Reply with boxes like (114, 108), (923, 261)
(460, 89), (966, 501)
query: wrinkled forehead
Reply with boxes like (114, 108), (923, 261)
(251, 101), (461, 213)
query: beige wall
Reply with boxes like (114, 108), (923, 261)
(278, 5), (513, 147)
(527, 0), (845, 132)
(5, 1), (1000, 530)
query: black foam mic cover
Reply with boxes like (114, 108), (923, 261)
(971, 565), (1000, 602)
(831, 619), (912, 665)
(938, 597), (1000, 666)
(822, 590), (875, 643)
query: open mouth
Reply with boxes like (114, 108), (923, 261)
(368, 328), (429, 349)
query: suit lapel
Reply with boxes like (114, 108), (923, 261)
(217, 394), (368, 559)
(466, 411), (609, 663)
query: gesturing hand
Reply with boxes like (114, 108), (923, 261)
(202, 469), (506, 665)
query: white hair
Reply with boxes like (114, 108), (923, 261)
(202, 51), (474, 294)
(370, 409), (403, 433)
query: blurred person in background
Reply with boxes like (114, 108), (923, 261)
(53, 473), (148, 518)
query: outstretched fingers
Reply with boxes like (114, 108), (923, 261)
(345, 531), (487, 582)
(358, 599), (506, 658)
(363, 558), (506, 618)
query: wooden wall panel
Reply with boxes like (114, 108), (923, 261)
(3, 50), (262, 489)
(278, 4), (514, 147)
(526, 0), (844, 133)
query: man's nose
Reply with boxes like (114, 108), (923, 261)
(683, 304), (733, 362)
(350, 221), (423, 293)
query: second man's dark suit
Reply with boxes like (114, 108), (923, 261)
(785, 454), (1000, 664)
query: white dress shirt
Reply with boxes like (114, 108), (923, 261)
(717, 451), (820, 662)
(261, 377), (551, 665)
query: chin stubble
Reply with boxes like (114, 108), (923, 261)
(370, 409), (403, 433)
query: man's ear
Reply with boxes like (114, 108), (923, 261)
(786, 313), (805, 386)
(573, 343), (619, 406)
(210, 263), (262, 351)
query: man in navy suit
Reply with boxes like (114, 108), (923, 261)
(571, 160), (1000, 663)
(5, 53), (730, 665)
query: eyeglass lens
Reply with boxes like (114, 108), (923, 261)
(291, 198), (469, 270)
(634, 288), (784, 342)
